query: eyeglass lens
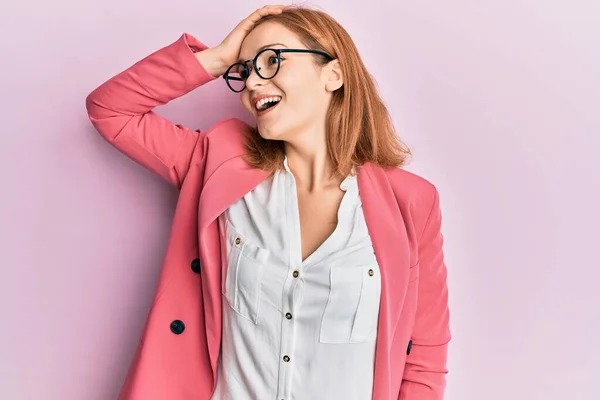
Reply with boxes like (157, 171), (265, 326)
(226, 49), (280, 92)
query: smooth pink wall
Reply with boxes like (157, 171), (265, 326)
(2, 0), (599, 399)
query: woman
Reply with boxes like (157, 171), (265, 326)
(86, 5), (450, 400)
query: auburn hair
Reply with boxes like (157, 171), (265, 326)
(242, 5), (412, 179)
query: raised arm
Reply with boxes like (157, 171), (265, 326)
(85, 6), (287, 189)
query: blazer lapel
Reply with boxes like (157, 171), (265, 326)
(358, 164), (412, 399)
(197, 155), (270, 379)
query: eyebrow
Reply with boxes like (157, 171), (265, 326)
(238, 43), (288, 62)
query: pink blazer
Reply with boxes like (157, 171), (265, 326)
(86, 33), (450, 400)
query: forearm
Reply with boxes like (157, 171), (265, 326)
(86, 33), (216, 131)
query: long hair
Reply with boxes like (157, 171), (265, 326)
(242, 5), (412, 179)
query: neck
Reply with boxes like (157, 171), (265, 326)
(283, 132), (340, 193)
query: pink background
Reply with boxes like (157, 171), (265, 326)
(2, 0), (599, 399)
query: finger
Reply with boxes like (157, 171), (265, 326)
(262, 4), (287, 12)
(260, 4), (287, 11)
(250, 5), (285, 21)
(236, 5), (286, 33)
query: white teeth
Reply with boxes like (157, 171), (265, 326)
(255, 96), (282, 111)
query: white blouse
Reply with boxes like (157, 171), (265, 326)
(210, 157), (381, 400)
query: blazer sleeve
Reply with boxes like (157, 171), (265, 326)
(399, 187), (451, 400)
(85, 33), (218, 188)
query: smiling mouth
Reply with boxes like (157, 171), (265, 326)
(255, 96), (282, 111)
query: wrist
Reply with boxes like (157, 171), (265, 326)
(194, 47), (228, 78)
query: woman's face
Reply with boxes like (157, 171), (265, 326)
(237, 22), (341, 143)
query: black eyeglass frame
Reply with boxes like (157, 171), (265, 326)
(223, 48), (333, 93)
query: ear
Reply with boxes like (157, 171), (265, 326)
(323, 59), (343, 92)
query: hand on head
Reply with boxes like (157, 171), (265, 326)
(215, 5), (287, 69)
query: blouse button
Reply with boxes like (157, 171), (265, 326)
(283, 355), (290, 362)
(368, 269), (374, 276)
(235, 237), (241, 245)
(292, 270), (299, 278)
(285, 313), (292, 320)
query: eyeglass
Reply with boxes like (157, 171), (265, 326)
(223, 48), (333, 93)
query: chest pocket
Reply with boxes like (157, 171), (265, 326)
(223, 220), (270, 324)
(320, 265), (382, 343)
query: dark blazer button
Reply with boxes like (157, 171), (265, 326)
(170, 320), (185, 335)
(191, 258), (201, 274)
(406, 340), (413, 355)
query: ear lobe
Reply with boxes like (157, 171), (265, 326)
(325, 59), (344, 92)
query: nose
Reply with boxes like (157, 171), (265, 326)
(245, 67), (266, 91)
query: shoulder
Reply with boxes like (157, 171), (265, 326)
(205, 117), (250, 140)
(197, 117), (251, 162)
(384, 166), (439, 210)
(381, 166), (442, 236)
